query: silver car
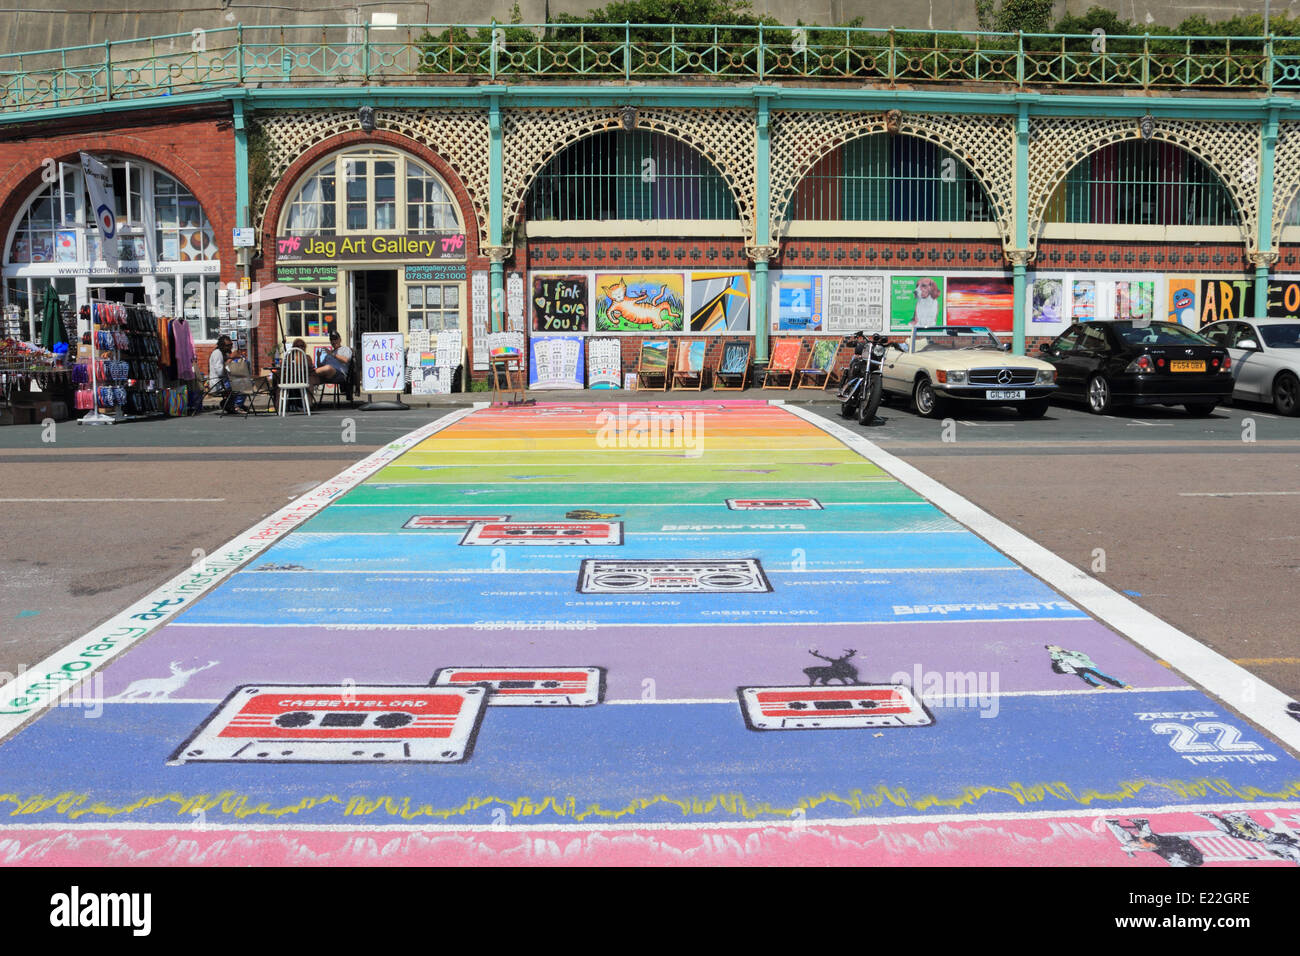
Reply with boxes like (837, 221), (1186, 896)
(1198, 318), (1300, 416)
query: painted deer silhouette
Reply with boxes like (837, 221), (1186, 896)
(803, 649), (860, 686)
(113, 660), (218, 700)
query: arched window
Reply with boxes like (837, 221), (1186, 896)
(282, 147), (461, 235)
(786, 136), (992, 223)
(6, 160), (215, 265)
(527, 131), (737, 221)
(4, 157), (220, 340)
(1044, 141), (1236, 226)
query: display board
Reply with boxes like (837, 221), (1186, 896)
(825, 275), (885, 334)
(471, 272), (489, 370)
(689, 271), (751, 332)
(529, 335), (585, 390)
(587, 337), (622, 388)
(532, 274), (589, 333)
(361, 332), (404, 393)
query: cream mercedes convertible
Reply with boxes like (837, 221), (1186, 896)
(880, 326), (1059, 418)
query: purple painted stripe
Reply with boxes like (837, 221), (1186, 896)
(103, 620), (1180, 702)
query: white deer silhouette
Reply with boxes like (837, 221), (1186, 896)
(113, 660), (218, 700)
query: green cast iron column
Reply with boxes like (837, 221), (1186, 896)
(1255, 107), (1279, 318)
(232, 96), (249, 231)
(754, 94), (772, 364)
(489, 93), (505, 333)
(1012, 102), (1030, 356)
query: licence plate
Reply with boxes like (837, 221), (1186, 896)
(1170, 360), (1205, 372)
(986, 390), (1026, 401)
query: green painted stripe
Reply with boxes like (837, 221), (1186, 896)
(340, 480), (922, 506)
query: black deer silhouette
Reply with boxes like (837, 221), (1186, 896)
(803, 649), (860, 686)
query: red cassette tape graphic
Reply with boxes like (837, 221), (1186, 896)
(168, 684), (487, 764)
(726, 498), (823, 511)
(578, 558), (771, 593)
(403, 514), (511, 530)
(461, 521), (623, 546)
(738, 684), (933, 730)
(432, 666), (606, 706)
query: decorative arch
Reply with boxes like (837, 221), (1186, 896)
(770, 111), (1016, 253)
(502, 107), (756, 248)
(1270, 120), (1300, 246)
(252, 109), (489, 245)
(1026, 116), (1258, 255)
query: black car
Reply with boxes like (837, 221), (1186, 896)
(1039, 321), (1233, 415)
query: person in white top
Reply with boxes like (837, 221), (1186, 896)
(207, 335), (232, 389)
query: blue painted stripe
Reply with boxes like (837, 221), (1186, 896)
(178, 568), (1082, 626)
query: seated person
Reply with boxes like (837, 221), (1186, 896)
(310, 332), (354, 396)
(207, 334), (243, 412)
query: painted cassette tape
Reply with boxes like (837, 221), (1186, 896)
(461, 521), (623, 546)
(168, 684), (487, 764)
(726, 498), (823, 511)
(403, 514), (511, 530)
(738, 684), (933, 730)
(578, 558), (772, 593)
(432, 666), (606, 706)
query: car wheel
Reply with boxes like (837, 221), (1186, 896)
(1086, 375), (1114, 415)
(913, 377), (945, 419)
(1273, 372), (1300, 417)
(1018, 398), (1050, 418)
(1184, 402), (1217, 417)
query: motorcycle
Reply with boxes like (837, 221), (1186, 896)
(836, 331), (901, 425)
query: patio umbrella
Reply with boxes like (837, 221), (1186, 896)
(40, 284), (68, 351)
(231, 282), (320, 353)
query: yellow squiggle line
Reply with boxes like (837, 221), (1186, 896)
(3, 779), (1298, 824)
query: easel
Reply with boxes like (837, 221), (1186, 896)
(490, 355), (534, 407)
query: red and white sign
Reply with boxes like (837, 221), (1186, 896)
(169, 684), (487, 763)
(738, 684), (933, 730)
(403, 513), (511, 530)
(460, 521), (623, 546)
(726, 498), (823, 511)
(433, 666), (605, 707)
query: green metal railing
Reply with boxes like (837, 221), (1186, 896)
(2, 23), (1298, 113)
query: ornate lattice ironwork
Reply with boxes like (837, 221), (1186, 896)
(1026, 116), (1260, 254)
(252, 108), (491, 243)
(769, 110), (1016, 253)
(1270, 121), (1300, 242)
(501, 107), (756, 247)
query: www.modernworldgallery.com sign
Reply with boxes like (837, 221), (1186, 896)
(276, 233), (467, 261)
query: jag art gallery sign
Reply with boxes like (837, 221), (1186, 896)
(276, 233), (467, 262)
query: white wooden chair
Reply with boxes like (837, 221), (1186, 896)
(278, 347), (312, 416)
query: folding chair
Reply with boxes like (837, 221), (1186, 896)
(796, 339), (841, 389)
(712, 339), (752, 391)
(278, 347), (312, 416)
(634, 340), (671, 390)
(671, 339), (707, 390)
(224, 359), (273, 415)
(762, 338), (802, 390)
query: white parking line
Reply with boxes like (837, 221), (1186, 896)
(790, 404), (1300, 755)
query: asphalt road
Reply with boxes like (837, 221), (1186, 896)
(1, 395), (1296, 703)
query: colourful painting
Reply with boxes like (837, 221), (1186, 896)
(806, 337), (838, 372)
(638, 340), (670, 373)
(1072, 280), (1096, 321)
(1115, 281), (1155, 322)
(769, 338), (802, 372)
(1032, 278), (1064, 324)
(774, 275), (823, 332)
(889, 276), (944, 331)
(595, 273), (685, 333)
(945, 276), (1013, 332)
(675, 339), (707, 373)
(690, 271), (751, 332)
(532, 274), (589, 333)
(1167, 277), (1197, 326)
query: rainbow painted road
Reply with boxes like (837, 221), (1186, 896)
(3, 400), (1299, 867)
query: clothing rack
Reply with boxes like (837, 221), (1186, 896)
(77, 297), (168, 425)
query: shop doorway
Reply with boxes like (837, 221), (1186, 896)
(350, 269), (399, 349)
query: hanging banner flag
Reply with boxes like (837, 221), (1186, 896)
(80, 152), (118, 266)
